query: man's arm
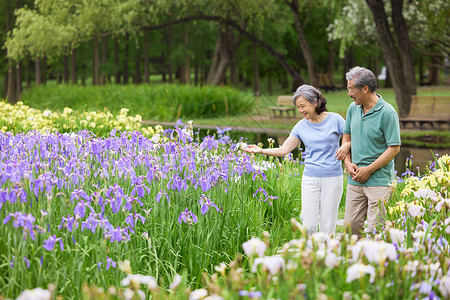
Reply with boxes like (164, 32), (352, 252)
(352, 145), (400, 183)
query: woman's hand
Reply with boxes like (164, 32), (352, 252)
(244, 145), (263, 154)
(335, 141), (351, 160)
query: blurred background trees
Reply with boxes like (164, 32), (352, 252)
(1, 0), (448, 116)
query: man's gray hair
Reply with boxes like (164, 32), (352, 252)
(346, 66), (377, 92)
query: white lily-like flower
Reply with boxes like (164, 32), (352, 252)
(346, 263), (376, 283)
(242, 237), (267, 257)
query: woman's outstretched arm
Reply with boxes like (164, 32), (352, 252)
(244, 136), (301, 157)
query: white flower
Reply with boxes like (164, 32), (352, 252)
(445, 218), (450, 234)
(252, 255), (285, 275)
(151, 134), (161, 143)
(236, 142), (248, 150)
(325, 252), (338, 269)
(123, 288), (134, 300)
(242, 237), (267, 257)
(439, 275), (450, 298)
(121, 274), (157, 290)
(346, 263), (376, 283)
(365, 241), (397, 264)
(189, 288), (208, 300)
(413, 189), (440, 202)
(214, 263), (227, 275)
(436, 199), (450, 212)
(389, 228), (405, 245)
(169, 274), (182, 290)
(16, 288), (51, 300)
(43, 110), (52, 117)
(407, 203), (425, 217)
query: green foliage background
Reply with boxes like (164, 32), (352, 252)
(20, 84), (255, 121)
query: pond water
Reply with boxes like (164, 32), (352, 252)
(221, 130), (450, 176)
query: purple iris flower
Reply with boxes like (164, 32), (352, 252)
(252, 169), (267, 181)
(11, 185), (28, 203)
(216, 127), (232, 135)
(199, 194), (219, 215)
(74, 199), (93, 218)
(3, 212), (36, 240)
(43, 235), (64, 251)
(70, 188), (90, 203)
(124, 195), (143, 211)
(108, 226), (123, 243)
(24, 257), (30, 269)
(401, 168), (416, 177)
(106, 256), (116, 270)
(156, 189), (170, 203)
(253, 187), (268, 198)
(58, 214), (79, 232)
(131, 175), (150, 198)
(178, 208), (198, 225)
(239, 290), (263, 298)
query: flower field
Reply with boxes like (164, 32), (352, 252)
(1, 103), (449, 299)
(0, 101), (157, 137)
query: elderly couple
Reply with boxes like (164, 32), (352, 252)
(245, 67), (401, 238)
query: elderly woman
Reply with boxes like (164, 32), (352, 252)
(245, 84), (350, 234)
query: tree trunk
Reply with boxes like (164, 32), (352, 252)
(206, 23), (241, 86)
(267, 73), (272, 93)
(166, 26), (174, 83)
(366, 0), (416, 117)
(181, 29), (190, 84)
(63, 53), (69, 84)
(16, 61), (22, 99)
(5, 0), (17, 103)
(7, 60), (17, 103)
(288, 0), (319, 87)
(390, 0), (416, 93)
(102, 37), (107, 85)
(327, 41), (335, 75)
(123, 33), (129, 84)
(194, 61), (199, 85)
(430, 55), (440, 85)
(35, 57), (42, 86)
(42, 56), (47, 84)
(229, 56), (238, 87)
(71, 49), (77, 84)
(93, 38), (100, 85)
(143, 28), (150, 83)
(134, 50), (142, 84)
(114, 37), (121, 84)
(25, 58), (31, 88)
(253, 42), (260, 95)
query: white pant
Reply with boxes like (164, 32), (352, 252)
(300, 175), (343, 234)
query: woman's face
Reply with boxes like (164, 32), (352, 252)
(295, 96), (317, 120)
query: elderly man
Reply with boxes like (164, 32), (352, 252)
(342, 66), (401, 238)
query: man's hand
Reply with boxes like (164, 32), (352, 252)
(352, 166), (373, 183)
(345, 162), (358, 179)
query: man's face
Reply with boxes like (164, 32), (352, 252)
(347, 79), (360, 104)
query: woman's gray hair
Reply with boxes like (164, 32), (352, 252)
(346, 66), (377, 92)
(292, 84), (327, 114)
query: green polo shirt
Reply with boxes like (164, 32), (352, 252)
(343, 95), (401, 186)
